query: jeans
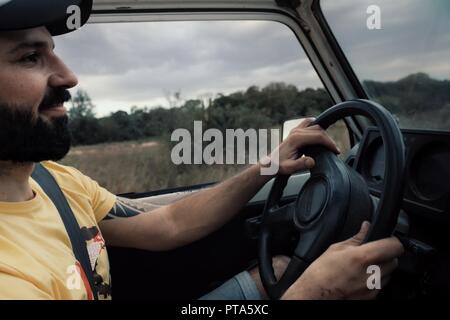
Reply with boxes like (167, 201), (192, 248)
(199, 271), (262, 300)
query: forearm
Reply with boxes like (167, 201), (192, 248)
(100, 120), (339, 252)
(167, 163), (273, 248)
(99, 164), (271, 251)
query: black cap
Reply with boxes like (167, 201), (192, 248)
(0, 0), (93, 36)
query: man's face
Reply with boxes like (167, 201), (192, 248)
(0, 27), (78, 163)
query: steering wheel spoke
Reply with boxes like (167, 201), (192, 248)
(266, 202), (296, 226)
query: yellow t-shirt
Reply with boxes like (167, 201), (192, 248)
(0, 161), (116, 300)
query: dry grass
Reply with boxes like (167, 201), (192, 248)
(60, 138), (244, 194)
(327, 120), (351, 158)
(60, 123), (350, 195)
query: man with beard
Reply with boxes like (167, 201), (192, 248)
(0, 0), (404, 300)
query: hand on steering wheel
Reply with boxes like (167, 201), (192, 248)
(259, 99), (406, 299)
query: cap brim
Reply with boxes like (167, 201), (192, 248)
(0, 0), (93, 36)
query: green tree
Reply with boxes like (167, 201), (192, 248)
(69, 89), (96, 119)
(68, 89), (101, 145)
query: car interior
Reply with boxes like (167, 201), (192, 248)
(78, 0), (450, 299)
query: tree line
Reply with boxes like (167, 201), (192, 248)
(68, 73), (450, 146)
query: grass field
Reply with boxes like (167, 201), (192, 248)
(60, 122), (350, 195)
(60, 138), (245, 194)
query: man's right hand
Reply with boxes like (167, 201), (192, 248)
(282, 221), (404, 300)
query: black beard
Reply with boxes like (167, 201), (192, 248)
(0, 104), (72, 163)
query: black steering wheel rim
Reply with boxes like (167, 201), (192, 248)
(258, 99), (406, 299)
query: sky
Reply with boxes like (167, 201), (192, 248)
(321, 0), (450, 81)
(54, 0), (450, 117)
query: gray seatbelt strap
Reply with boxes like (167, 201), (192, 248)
(32, 163), (98, 300)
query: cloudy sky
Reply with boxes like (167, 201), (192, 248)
(54, 0), (450, 117)
(321, 0), (450, 81)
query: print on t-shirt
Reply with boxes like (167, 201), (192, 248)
(80, 226), (111, 299)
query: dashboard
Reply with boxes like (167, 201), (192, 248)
(352, 128), (450, 220)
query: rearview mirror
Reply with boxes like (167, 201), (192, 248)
(282, 117), (311, 140)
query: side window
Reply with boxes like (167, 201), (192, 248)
(321, 0), (450, 130)
(56, 20), (343, 194)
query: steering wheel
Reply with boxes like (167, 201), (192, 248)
(258, 99), (406, 299)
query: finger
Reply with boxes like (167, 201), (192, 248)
(292, 156), (316, 172)
(290, 125), (322, 135)
(358, 237), (405, 265)
(341, 221), (371, 246)
(280, 157), (315, 174)
(290, 131), (340, 154)
(304, 124), (322, 131)
(297, 117), (316, 129)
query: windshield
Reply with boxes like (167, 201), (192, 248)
(321, 0), (450, 130)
